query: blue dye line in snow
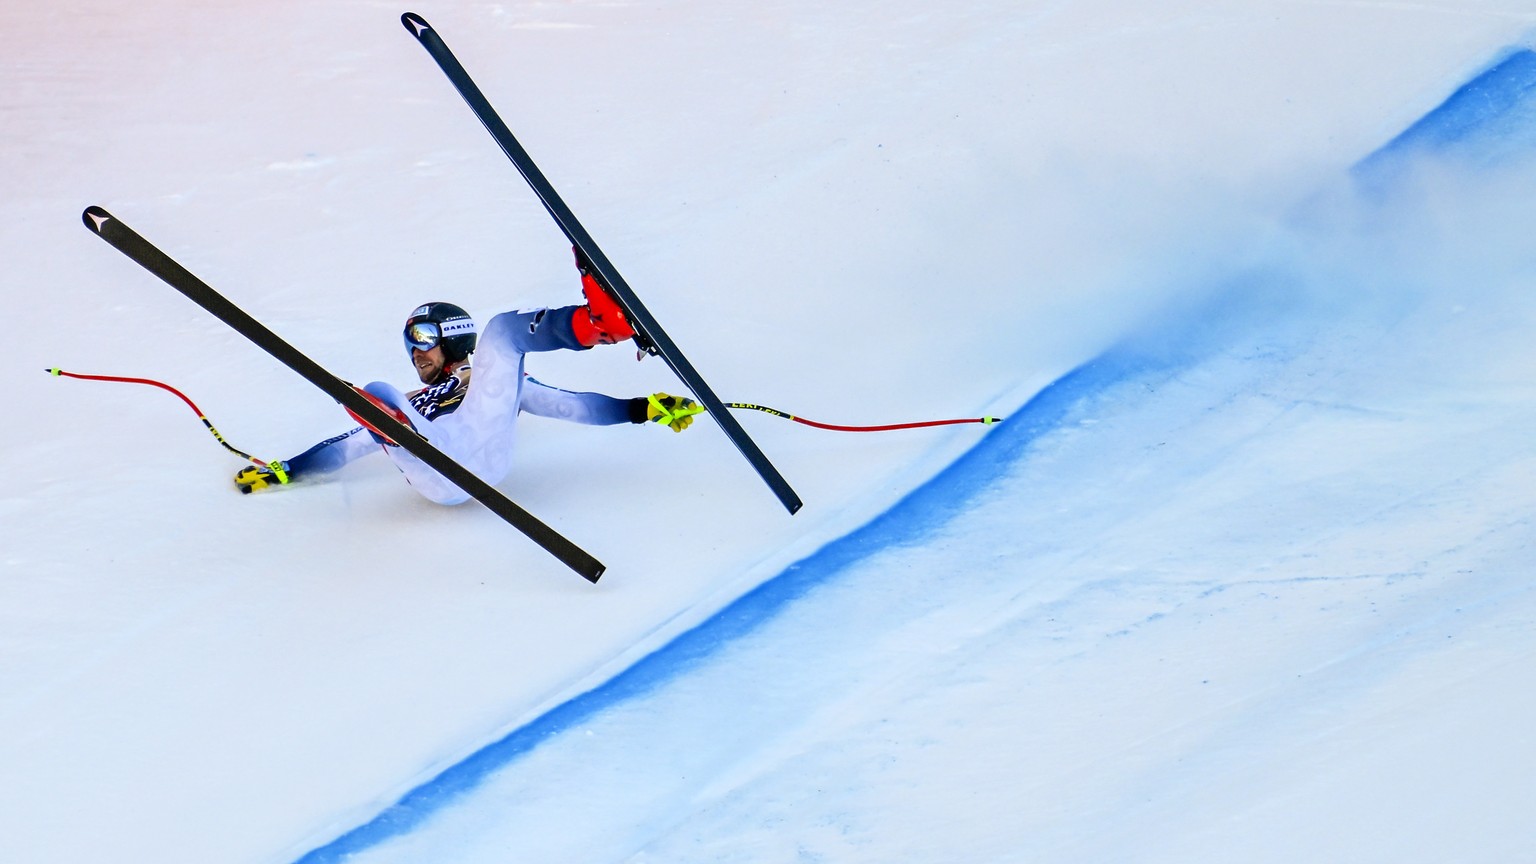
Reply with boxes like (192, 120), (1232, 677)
(1353, 48), (1536, 189)
(293, 43), (1536, 864)
(295, 346), (1149, 864)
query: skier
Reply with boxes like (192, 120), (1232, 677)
(234, 255), (704, 501)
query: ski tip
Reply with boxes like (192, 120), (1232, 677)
(82, 206), (112, 233)
(401, 12), (431, 37)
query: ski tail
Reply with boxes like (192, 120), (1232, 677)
(81, 206), (605, 583)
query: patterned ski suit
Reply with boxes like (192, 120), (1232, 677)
(286, 305), (648, 504)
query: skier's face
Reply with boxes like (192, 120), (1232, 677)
(412, 345), (447, 385)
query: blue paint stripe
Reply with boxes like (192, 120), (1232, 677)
(293, 42), (1536, 864)
(1353, 48), (1536, 189)
(295, 346), (1149, 863)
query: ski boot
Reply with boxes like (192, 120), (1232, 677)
(569, 246), (652, 353)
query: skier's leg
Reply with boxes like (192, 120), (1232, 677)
(482, 297), (632, 355)
(355, 381), (477, 505)
(486, 306), (587, 354)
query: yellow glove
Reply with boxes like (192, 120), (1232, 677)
(235, 461), (292, 494)
(646, 393), (704, 432)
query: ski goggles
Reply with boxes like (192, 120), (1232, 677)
(404, 316), (477, 354)
(403, 320), (445, 353)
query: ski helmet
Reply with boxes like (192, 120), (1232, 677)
(403, 302), (477, 364)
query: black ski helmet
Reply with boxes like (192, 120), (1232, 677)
(403, 301), (478, 364)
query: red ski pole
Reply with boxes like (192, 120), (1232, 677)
(46, 367), (283, 476)
(727, 402), (1003, 432)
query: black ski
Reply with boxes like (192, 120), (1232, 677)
(401, 12), (803, 515)
(81, 206), (606, 583)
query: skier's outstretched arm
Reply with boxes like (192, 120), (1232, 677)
(234, 426), (378, 493)
(520, 378), (702, 432)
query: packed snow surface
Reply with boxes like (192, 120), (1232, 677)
(4, 2), (1536, 863)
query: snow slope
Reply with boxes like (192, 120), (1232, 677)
(307, 46), (1536, 863)
(3, 2), (1535, 863)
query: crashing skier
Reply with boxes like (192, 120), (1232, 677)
(235, 253), (704, 501)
